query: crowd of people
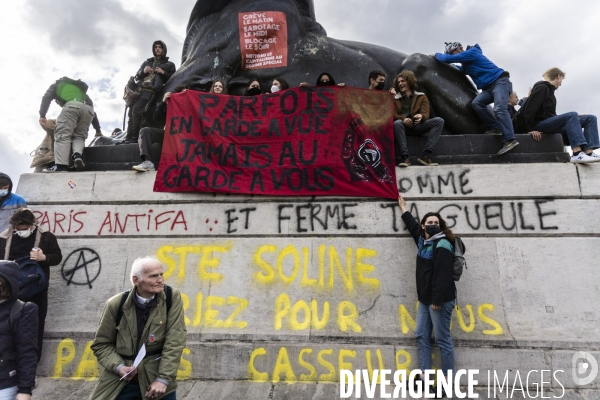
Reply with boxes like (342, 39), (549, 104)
(4, 39), (598, 398)
(33, 40), (600, 175)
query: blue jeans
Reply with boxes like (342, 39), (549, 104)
(394, 117), (444, 158)
(472, 77), (516, 142)
(534, 113), (599, 151)
(0, 386), (17, 400)
(415, 301), (455, 375)
(116, 382), (176, 400)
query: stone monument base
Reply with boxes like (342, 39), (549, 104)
(82, 133), (569, 171)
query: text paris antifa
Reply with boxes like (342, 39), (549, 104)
(154, 87), (398, 199)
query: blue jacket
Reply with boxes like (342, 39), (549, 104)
(0, 173), (27, 232)
(435, 44), (505, 90)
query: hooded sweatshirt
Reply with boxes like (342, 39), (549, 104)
(0, 173), (27, 233)
(0, 261), (38, 394)
(435, 44), (506, 90)
(135, 40), (177, 92)
(514, 80), (557, 133)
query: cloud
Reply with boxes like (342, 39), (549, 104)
(1, 0), (600, 181)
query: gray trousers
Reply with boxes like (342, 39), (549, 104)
(394, 117), (444, 158)
(54, 101), (94, 166)
(139, 127), (164, 162)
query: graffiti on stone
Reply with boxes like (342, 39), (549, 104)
(61, 248), (102, 288)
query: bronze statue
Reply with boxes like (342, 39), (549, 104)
(165, 0), (486, 135)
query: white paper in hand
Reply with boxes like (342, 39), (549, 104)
(133, 344), (146, 368)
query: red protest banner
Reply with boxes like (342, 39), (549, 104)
(153, 87), (398, 199)
(239, 11), (288, 70)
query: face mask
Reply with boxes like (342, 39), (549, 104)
(425, 225), (441, 236)
(375, 81), (385, 90)
(15, 228), (33, 238)
(248, 87), (261, 96)
(0, 189), (8, 197)
(317, 80), (334, 86)
(271, 85), (280, 93)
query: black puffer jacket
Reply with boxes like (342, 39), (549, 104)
(0, 261), (38, 395)
(135, 40), (177, 92)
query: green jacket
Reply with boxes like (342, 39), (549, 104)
(89, 287), (186, 400)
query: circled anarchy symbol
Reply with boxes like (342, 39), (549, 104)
(61, 247), (102, 289)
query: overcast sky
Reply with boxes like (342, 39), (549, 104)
(1, 0), (599, 182)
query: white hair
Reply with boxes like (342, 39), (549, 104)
(130, 256), (162, 285)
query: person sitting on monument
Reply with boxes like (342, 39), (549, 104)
(133, 84), (189, 172)
(392, 71), (444, 167)
(367, 70), (386, 90)
(209, 79), (227, 94)
(513, 67), (600, 163)
(244, 80), (262, 96)
(432, 42), (519, 156)
(111, 128), (122, 137)
(299, 72), (345, 88)
(270, 77), (289, 93)
(124, 40), (177, 144)
(508, 91), (519, 119)
(0, 208), (62, 361)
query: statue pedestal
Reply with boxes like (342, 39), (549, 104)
(83, 133), (569, 171)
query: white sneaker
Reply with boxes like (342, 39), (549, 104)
(570, 152), (598, 164)
(132, 160), (155, 172)
(587, 152), (600, 162)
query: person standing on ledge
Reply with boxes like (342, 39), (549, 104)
(124, 41), (176, 144)
(39, 77), (102, 172)
(432, 42), (518, 156)
(89, 257), (186, 400)
(513, 67), (600, 164)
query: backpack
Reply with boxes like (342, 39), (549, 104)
(123, 76), (141, 107)
(115, 285), (173, 327)
(435, 236), (467, 281)
(3, 228), (49, 301)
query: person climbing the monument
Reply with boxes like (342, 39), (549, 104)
(391, 71), (444, 167)
(244, 80), (262, 96)
(89, 257), (186, 400)
(513, 67), (600, 163)
(432, 42), (519, 156)
(367, 70), (387, 90)
(270, 77), (289, 93)
(124, 40), (176, 144)
(0, 173), (27, 232)
(133, 84), (189, 172)
(299, 72), (345, 87)
(398, 194), (456, 397)
(508, 91), (519, 119)
(0, 208), (62, 361)
(38, 77), (102, 172)
(0, 260), (39, 400)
